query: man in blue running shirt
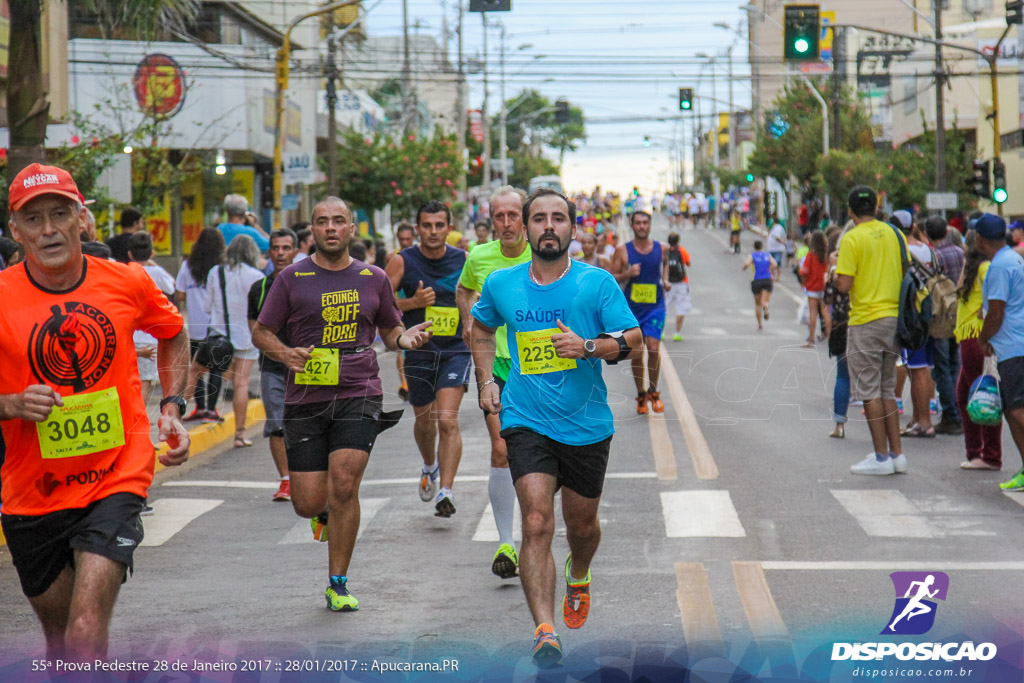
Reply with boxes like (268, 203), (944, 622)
(471, 189), (641, 669)
(743, 239), (779, 331)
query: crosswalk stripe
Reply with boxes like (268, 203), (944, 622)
(732, 561), (789, 640)
(659, 345), (719, 480)
(140, 499), (223, 547)
(471, 502), (523, 542)
(763, 561), (1024, 571)
(661, 491), (745, 537)
(831, 490), (939, 538)
(674, 562), (723, 649)
(164, 473), (659, 490)
(278, 498), (390, 544)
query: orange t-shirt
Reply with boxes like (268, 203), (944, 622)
(0, 256), (184, 515)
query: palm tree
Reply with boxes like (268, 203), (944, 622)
(6, 0), (198, 177)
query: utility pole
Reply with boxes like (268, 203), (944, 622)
(727, 44), (736, 171)
(748, 8), (761, 137)
(481, 14), (491, 188)
(401, 0), (412, 133)
(326, 13), (338, 195)
(456, 0), (467, 202)
(499, 23), (508, 184)
(934, 1), (946, 192)
(710, 58), (721, 227)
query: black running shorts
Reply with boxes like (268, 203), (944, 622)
(751, 278), (774, 295)
(500, 427), (612, 499)
(1, 492), (146, 598)
(284, 396), (385, 471)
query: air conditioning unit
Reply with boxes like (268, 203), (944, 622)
(963, 0), (993, 16)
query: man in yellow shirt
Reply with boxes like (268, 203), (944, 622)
(836, 186), (908, 476)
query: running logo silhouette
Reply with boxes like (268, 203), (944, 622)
(882, 572), (949, 635)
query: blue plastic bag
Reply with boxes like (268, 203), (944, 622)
(967, 361), (1002, 427)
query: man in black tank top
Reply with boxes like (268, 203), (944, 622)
(386, 201), (471, 518)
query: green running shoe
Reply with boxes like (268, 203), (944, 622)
(672, 334), (683, 342)
(491, 543), (519, 579)
(999, 469), (1024, 492)
(325, 581), (359, 612)
(311, 512), (328, 542)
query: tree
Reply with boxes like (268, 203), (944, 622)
(6, 1), (198, 178)
(498, 89), (587, 172)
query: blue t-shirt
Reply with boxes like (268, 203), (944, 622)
(472, 261), (639, 446)
(217, 222), (270, 253)
(983, 246), (1024, 362)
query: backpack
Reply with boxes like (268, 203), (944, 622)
(920, 255), (959, 340)
(667, 246), (687, 283)
(892, 225), (933, 350)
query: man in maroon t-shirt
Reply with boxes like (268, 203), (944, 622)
(253, 196), (432, 613)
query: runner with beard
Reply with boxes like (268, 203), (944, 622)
(471, 188), (641, 668)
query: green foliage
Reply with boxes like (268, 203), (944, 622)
(76, 0), (200, 39)
(331, 127), (462, 221)
(694, 161), (751, 192)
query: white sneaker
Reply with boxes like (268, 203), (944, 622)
(419, 465), (439, 502)
(892, 453), (908, 473)
(851, 453), (896, 476)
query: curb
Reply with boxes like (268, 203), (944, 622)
(0, 400), (265, 548)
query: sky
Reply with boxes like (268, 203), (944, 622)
(365, 0), (754, 198)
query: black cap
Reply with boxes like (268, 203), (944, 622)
(848, 185), (877, 217)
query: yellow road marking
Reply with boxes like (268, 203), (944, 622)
(659, 345), (719, 479)
(675, 562), (723, 648)
(648, 410), (678, 480)
(732, 561), (789, 640)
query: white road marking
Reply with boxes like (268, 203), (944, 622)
(831, 489), (938, 538)
(140, 499), (223, 547)
(661, 491), (745, 537)
(472, 502), (523, 542)
(278, 498), (389, 544)
(699, 327), (729, 336)
(164, 473), (658, 489)
(163, 480), (279, 489)
(763, 561), (1024, 571)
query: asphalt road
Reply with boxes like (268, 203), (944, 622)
(2, 217), (1023, 681)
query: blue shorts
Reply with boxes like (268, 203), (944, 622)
(633, 305), (666, 340)
(901, 339), (935, 369)
(404, 351), (473, 407)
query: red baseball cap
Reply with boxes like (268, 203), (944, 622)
(8, 163), (82, 212)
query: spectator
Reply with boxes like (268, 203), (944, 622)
(128, 232), (175, 404)
(976, 215), (1024, 491)
(206, 234), (265, 448)
(176, 228), (227, 422)
(927, 215), (965, 435)
(767, 216), (787, 267)
(216, 194), (270, 253)
(293, 223), (313, 261)
(825, 230), (851, 438)
(1010, 220), (1024, 258)
(800, 230), (830, 348)
(835, 186), (908, 475)
(955, 231), (1001, 469)
(105, 206), (144, 263)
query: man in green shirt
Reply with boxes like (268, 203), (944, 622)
(457, 186), (531, 580)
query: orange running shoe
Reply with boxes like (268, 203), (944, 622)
(648, 390), (665, 413)
(562, 553), (591, 629)
(272, 479), (291, 502)
(532, 623), (563, 669)
(635, 392), (649, 415)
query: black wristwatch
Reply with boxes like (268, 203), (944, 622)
(597, 332), (630, 365)
(159, 395), (187, 416)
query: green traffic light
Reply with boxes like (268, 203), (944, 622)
(681, 101), (691, 110)
(745, 173), (754, 183)
(794, 38), (810, 53)
(994, 188), (1008, 203)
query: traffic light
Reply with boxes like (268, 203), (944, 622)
(554, 100), (570, 124)
(678, 88), (693, 111)
(993, 160), (1008, 203)
(632, 186), (639, 197)
(784, 4), (821, 62)
(971, 159), (990, 198)
(255, 158), (275, 209)
(1008, 0), (1024, 25)
(643, 136), (651, 148)
(745, 173), (755, 183)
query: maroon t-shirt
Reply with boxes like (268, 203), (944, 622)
(257, 257), (402, 404)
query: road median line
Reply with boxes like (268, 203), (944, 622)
(659, 345), (719, 479)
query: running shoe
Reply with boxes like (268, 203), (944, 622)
(850, 453), (895, 476)
(140, 502), (155, 516)
(325, 580), (359, 612)
(672, 334), (684, 342)
(182, 408), (205, 422)
(999, 470), (1024, 492)
(492, 543), (519, 579)
(762, 306), (770, 321)
(635, 392), (649, 415)
(311, 512), (329, 542)
(201, 410), (224, 424)
(272, 479), (291, 502)
(648, 390), (665, 414)
(562, 553), (591, 629)
(434, 488), (456, 517)
(419, 464), (439, 502)
(532, 624), (563, 669)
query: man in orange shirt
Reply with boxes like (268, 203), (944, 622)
(0, 164), (191, 660)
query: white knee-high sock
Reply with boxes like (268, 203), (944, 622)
(488, 466), (516, 546)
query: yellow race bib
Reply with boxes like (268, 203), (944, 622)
(295, 348), (340, 385)
(425, 306), (459, 337)
(516, 328), (577, 375)
(630, 283), (657, 304)
(37, 387), (125, 459)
